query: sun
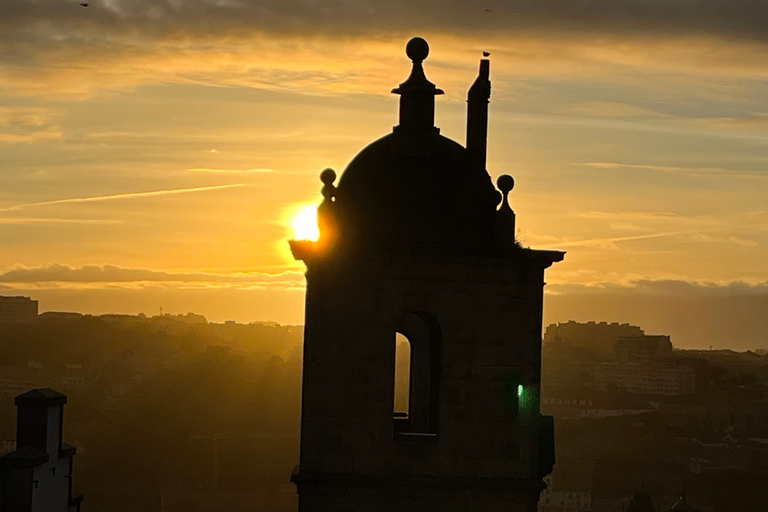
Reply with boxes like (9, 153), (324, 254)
(292, 204), (320, 242)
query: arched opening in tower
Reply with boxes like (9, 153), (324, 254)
(394, 333), (411, 416)
(393, 312), (441, 437)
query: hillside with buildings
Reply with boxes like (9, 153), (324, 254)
(1, 301), (767, 511)
(0, 305), (302, 512)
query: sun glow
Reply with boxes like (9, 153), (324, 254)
(292, 204), (320, 242)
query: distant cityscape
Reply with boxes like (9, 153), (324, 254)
(1, 295), (767, 511)
(541, 321), (768, 512)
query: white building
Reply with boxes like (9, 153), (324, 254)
(0, 388), (82, 511)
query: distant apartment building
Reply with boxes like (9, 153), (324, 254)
(544, 321), (644, 353)
(539, 475), (592, 512)
(614, 335), (673, 364)
(37, 311), (83, 321)
(0, 296), (38, 323)
(542, 357), (596, 389)
(595, 362), (696, 396)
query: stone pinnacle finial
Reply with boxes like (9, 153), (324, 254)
(495, 174), (517, 249)
(497, 174), (515, 212)
(392, 37), (443, 131)
(320, 168), (337, 202)
(406, 37), (429, 63)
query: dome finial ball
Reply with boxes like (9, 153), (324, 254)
(320, 168), (336, 185)
(497, 175), (515, 193)
(406, 37), (429, 63)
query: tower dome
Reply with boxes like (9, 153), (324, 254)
(331, 37), (501, 256)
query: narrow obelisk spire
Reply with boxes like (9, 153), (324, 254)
(466, 53), (491, 172)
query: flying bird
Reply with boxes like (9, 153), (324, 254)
(484, 9), (492, 12)
(80, 3), (88, 6)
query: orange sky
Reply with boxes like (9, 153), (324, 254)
(1, 1), (767, 348)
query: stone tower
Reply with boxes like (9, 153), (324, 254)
(0, 389), (82, 512)
(290, 37), (563, 512)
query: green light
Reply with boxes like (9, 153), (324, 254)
(517, 384), (524, 398)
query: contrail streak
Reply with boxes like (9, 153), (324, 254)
(537, 223), (768, 249)
(581, 162), (767, 178)
(0, 218), (122, 224)
(186, 168), (276, 174)
(0, 184), (246, 212)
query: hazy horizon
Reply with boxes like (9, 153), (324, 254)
(14, 280), (767, 352)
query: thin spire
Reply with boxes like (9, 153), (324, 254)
(467, 52), (491, 173)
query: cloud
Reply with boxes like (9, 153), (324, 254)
(548, 279), (768, 296)
(4, 0), (768, 44)
(575, 210), (694, 221)
(536, 230), (698, 249)
(689, 233), (759, 247)
(543, 279), (768, 350)
(0, 263), (306, 290)
(563, 102), (671, 119)
(0, 217), (122, 225)
(0, 183), (247, 212)
(0, 106), (63, 143)
(533, 216), (768, 249)
(696, 114), (768, 127)
(3, 0), (768, 98)
(580, 162), (768, 179)
(186, 168), (277, 174)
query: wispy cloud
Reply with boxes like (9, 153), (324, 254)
(563, 102), (671, 119)
(689, 233), (758, 247)
(537, 223), (768, 249)
(186, 168), (277, 174)
(547, 279), (768, 296)
(5, 0), (768, 44)
(576, 210), (692, 221)
(0, 183), (247, 212)
(0, 127), (62, 143)
(3, 1), (768, 99)
(0, 106), (62, 142)
(0, 263), (306, 290)
(580, 162), (768, 178)
(0, 217), (121, 225)
(696, 114), (768, 128)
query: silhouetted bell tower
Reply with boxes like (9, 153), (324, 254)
(290, 37), (563, 512)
